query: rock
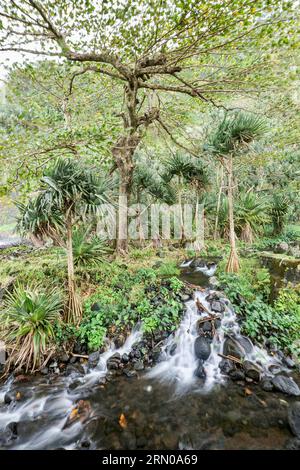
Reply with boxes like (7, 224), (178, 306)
(288, 402), (300, 438)
(65, 364), (85, 376)
(223, 337), (245, 360)
(209, 276), (220, 288)
(114, 335), (126, 348)
(59, 353), (69, 363)
(215, 319), (222, 329)
(210, 301), (225, 313)
(190, 258), (206, 268)
(202, 321), (212, 332)
(91, 302), (101, 312)
(194, 336), (211, 361)
(68, 379), (83, 391)
(49, 361), (58, 369)
(271, 375), (300, 396)
(283, 356), (296, 369)
(243, 361), (261, 382)
(121, 353), (130, 363)
(236, 336), (253, 354)
(133, 361), (144, 371)
(285, 438), (300, 450)
(4, 392), (14, 405)
(180, 294), (191, 302)
(4, 422), (18, 441)
(219, 359), (235, 375)
(229, 369), (245, 381)
(123, 369), (138, 378)
(269, 364), (282, 375)
(110, 352), (121, 361)
(88, 351), (100, 368)
(260, 378), (273, 392)
(169, 343), (177, 356)
(40, 367), (49, 375)
(194, 361), (206, 382)
(275, 241), (289, 253)
(107, 361), (119, 370)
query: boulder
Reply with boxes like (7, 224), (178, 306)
(229, 369), (245, 381)
(275, 241), (289, 253)
(288, 402), (300, 438)
(271, 375), (300, 396)
(202, 321), (212, 333)
(194, 361), (206, 382)
(243, 360), (261, 382)
(236, 336), (253, 354)
(219, 359), (235, 375)
(65, 364), (85, 376)
(169, 343), (177, 356)
(210, 301), (225, 313)
(223, 337), (245, 360)
(88, 351), (100, 368)
(194, 336), (211, 361)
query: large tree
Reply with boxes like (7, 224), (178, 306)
(0, 0), (295, 252)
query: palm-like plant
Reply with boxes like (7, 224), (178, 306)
(269, 193), (290, 235)
(163, 153), (210, 247)
(236, 191), (270, 244)
(1, 283), (62, 372)
(16, 158), (112, 324)
(207, 112), (266, 272)
(72, 226), (111, 267)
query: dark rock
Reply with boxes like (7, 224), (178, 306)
(59, 353), (69, 363)
(210, 301), (225, 313)
(219, 359), (235, 375)
(223, 337), (245, 360)
(4, 392), (14, 405)
(236, 336), (253, 354)
(88, 351), (100, 368)
(229, 369), (245, 381)
(69, 356), (77, 364)
(91, 302), (101, 312)
(5, 422), (18, 440)
(271, 375), (300, 396)
(269, 364), (282, 375)
(288, 402), (300, 438)
(203, 321), (212, 332)
(121, 353), (130, 363)
(190, 258), (206, 268)
(123, 369), (138, 378)
(215, 319), (222, 329)
(65, 364), (85, 376)
(68, 379), (83, 391)
(283, 356), (296, 369)
(114, 335), (126, 348)
(40, 367), (49, 375)
(110, 352), (121, 361)
(133, 361), (144, 371)
(194, 361), (206, 382)
(194, 336), (211, 361)
(107, 361), (119, 370)
(260, 378), (273, 392)
(285, 438), (300, 450)
(243, 360), (261, 382)
(169, 343), (177, 356)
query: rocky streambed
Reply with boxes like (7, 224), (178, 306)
(0, 258), (300, 450)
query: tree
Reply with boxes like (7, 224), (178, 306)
(207, 112), (266, 272)
(236, 191), (270, 243)
(16, 158), (112, 324)
(0, 0), (294, 252)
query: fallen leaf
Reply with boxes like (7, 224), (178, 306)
(16, 392), (21, 401)
(244, 387), (252, 396)
(119, 413), (127, 429)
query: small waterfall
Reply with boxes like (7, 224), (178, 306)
(0, 325), (143, 449)
(148, 289), (282, 393)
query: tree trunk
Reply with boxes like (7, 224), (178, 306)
(117, 177), (130, 254)
(193, 193), (204, 252)
(226, 156), (239, 273)
(214, 165), (224, 240)
(65, 216), (82, 324)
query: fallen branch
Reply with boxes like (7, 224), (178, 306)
(218, 353), (243, 365)
(195, 298), (211, 315)
(197, 314), (221, 324)
(70, 352), (89, 359)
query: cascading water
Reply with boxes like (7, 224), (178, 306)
(148, 288), (283, 393)
(0, 325), (143, 449)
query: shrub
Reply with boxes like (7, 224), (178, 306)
(72, 226), (110, 267)
(0, 283), (63, 372)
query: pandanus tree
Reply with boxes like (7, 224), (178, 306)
(269, 193), (290, 235)
(163, 153), (210, 248)
(207, 112), (266, 272)
(16, 158), (112, 324)
(132, 161), (176, 244)
(236, 191), (270, 244)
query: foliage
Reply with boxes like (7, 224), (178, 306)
(157, 261), (180, 278)
(269, 193), (290, 235)
(72, 226), (110, 267)
(0, 283), (63, 371)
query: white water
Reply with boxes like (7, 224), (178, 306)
(148, 290), (282, 393)
(195, 264), (217, 277)
(0, 325), (143, 449)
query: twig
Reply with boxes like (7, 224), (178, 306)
(218, 353), (243, 365)
(70, 353), (89, 359)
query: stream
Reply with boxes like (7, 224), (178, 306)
(0, 260), (300, 450)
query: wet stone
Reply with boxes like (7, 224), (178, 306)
(260, 378), (274, 392)
(88, 351), (100, 368)
(194, 336), (211, 361)
(229, 369), (245, 381)
(243, 361), (261, 382)
(133, 361), (144, 371)
(271, 375), (300, 397)
(288, 402), (300, 438)
(219, 359), (235, 375)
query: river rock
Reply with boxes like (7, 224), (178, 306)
(223, 337), (245, 359)
(219, 359), (235, 375)
(123, 369), (138, 378)
(210, 301), (225, 313)
(282, 356), (296, 369)
(236, 336), (253, 354)
(133, 361), (144, 371)
(194, 361), (206, 382)
(243, 360), (261, 382)
(229, 369), (245, 381)
(285, 438), (300, 450)
(190, 258), (206, 268)
(121, 353), (130, 363)
(288, 402), (300, 438)
(271, 375), (300, 396)
(209, 276), (220, 288)
(40, 367), (49, 375)
(4, 392), (14, 405)
(88, 351), (100, 368)
(65, 364), (85, 376)
(260, 378), (274, 392)
(202, 321), (212, 332)
(194, 336), (211, 361)
(169, 343), (177, 356)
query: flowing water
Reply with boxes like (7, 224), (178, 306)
(0, 262), (299, 450)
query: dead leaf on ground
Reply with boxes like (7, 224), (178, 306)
(119, 413), (127, 429)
